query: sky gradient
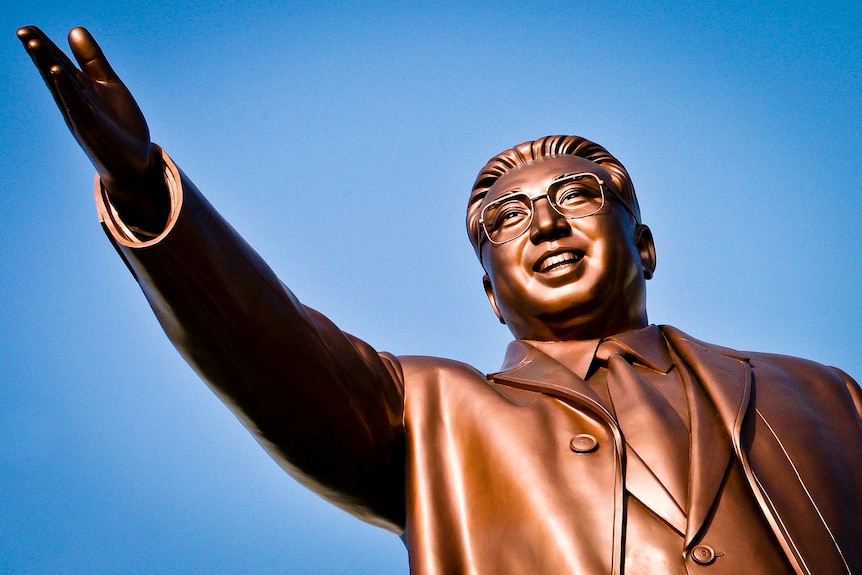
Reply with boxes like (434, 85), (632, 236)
(2, 2), (860, 573)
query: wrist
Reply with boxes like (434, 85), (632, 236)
(101, 147), (170, 234)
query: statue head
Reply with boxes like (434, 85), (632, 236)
(467, 135), (656, 341)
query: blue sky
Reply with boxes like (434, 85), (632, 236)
(2, 1), (860, 573)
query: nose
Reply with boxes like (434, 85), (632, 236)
(529, 197), (570, 244)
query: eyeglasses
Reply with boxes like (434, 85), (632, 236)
(478, 172), (611, 246)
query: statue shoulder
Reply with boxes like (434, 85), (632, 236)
(659, 324), (855, 386)
(396, 354), (487, 383)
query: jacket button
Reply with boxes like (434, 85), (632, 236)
(570, 434), (598, 453)
(691, 545), (716, 565)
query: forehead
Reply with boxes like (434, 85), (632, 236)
(484, 155), (611, 203)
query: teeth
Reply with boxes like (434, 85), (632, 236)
(539, 251), (583, 272)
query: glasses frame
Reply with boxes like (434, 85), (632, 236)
(478, 172), (610, 247)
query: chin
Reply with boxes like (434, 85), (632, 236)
(525, 287), (644, 340)
(529, 286), (598, 320)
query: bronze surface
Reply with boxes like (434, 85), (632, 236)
(19, 26), (862, 574)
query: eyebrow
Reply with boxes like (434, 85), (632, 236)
(549, 173), (595, 189)
(551, 172), (579, 183)
(487, 172), (595, 204)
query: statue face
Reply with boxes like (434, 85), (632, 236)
(479, 155), (655, 341)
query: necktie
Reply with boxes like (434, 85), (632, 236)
(597, 340), (690, 511)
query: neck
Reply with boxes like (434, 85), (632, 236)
(508, 313), (649, 342)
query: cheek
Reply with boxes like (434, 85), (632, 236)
(585, 227), (641, 280)
(484, 243), (527, 281)
(488, 264), (528, 298)
(608, 240), (644, 287)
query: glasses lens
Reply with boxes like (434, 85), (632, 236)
(480, 173), (606, 245)
(551, 174), (604, 217)
(482, 194), (532, 244)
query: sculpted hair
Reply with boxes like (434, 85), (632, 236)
(467, 135), (641, 255)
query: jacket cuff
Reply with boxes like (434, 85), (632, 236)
(94, 145), (183, 248)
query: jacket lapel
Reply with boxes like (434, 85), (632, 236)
(662, 327), (751, 543)
(492, 340), (688, 535)
(663, 343), (733, 545)
(661, 326), (752, 439)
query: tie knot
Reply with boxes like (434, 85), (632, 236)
(595, 339), (630, 364)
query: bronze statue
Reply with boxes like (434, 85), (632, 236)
(18, 26), (862, 574)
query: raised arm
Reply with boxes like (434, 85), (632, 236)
(19, 27), (406, 530)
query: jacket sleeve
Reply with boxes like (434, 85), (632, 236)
(95, 147), (406, 532)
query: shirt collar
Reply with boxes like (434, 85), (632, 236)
(504, 324), (672, 379)
(599, 324), (673, 374)
(518, 337), (601, 380)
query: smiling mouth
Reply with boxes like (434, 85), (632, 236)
(535, 250), (585, 273)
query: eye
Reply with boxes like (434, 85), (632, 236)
(485, 197), (530, 230)
(557, 187), (585, 206)
(493, 205), (529, 227)
(500, 206), (526, 220)
(555, 178), (602, 210)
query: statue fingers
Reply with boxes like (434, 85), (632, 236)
(68, 27), (120, 83)
(17, 26), (81, 80)
(47, 64), (99, 148)
(18, 27), (94, 130)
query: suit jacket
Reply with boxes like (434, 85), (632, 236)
(96, 149), (862, 574)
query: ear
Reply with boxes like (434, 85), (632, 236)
(483, 274), (506, 324)
(635, 224), (657, 280)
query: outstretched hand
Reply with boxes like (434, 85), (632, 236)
(18, 26), (168, 232)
